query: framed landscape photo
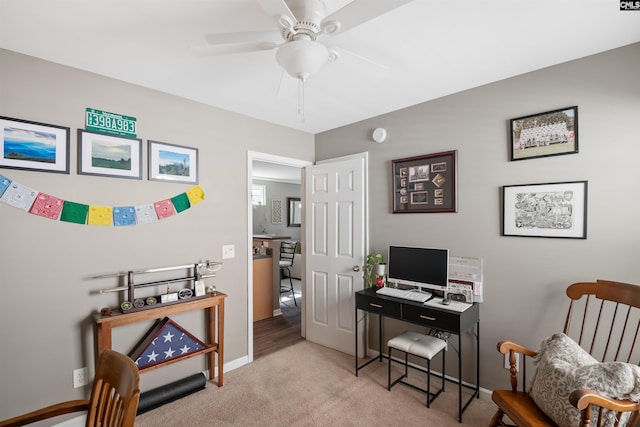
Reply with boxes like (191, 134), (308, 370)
(0, 116), (70, 174)
(78, 129), (142, 179)
(502, 180), (587, 239)
(392, 150), (457, 213)
(510, 106), (578, 161)
(148, 140), (198, 184)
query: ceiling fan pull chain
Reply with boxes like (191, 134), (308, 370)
(298, 78), (306, 123)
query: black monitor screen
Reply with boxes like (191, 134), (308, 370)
(387, 246), (449, 291)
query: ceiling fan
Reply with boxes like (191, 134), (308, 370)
(202, 0), (413, 82)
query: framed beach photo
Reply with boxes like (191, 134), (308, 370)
(77, 129), (142, 179)
(509, 106), (578, 161)
(0, 116), (70, 174)
(392, 150), (457, 213)
(148, 140), (198, 184)
(502, 180), (587, 239)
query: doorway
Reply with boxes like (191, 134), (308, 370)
(247, 151), (311, 362)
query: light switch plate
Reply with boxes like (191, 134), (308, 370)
(222, 244), (235, 259)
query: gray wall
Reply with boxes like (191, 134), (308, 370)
(315, 43), (640, 391)
(0, 49), (313, 419)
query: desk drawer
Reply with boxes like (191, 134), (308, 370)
(402, 304), (460, 333)
(356, 294), (402, 317)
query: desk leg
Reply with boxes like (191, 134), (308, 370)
(207, 306), (215, 382)
(217, 299), (224, 386)
(458, 336), (462, 423)
(378, 314), (383, 361)
(354, 308), (359, 376)
(95, 323), (112, 364)
(476, 321), (480, 399)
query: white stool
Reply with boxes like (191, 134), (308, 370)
(387, 331), (447, 407)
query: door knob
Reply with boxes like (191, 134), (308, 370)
(352, 265), (361, 272)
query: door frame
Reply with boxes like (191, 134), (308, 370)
(247, 151), (312, 362)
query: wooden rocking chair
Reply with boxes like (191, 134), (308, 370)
(490, 279), (640, 427)
(0, 349), (140, 427)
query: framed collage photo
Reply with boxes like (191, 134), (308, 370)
(148, 140), (198, 184)
(502, 180), (587, 239)
(510, 106), (578, 161)
(78, 129), (142, 179)
(0, 116), (70, 174)
(392, 150), (457, 213)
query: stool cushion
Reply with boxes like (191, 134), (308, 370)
(388, 331), (447, 360)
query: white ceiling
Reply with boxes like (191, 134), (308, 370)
(1, 1), (639, 135)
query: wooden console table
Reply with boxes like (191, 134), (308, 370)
(93, 292), (226, 386)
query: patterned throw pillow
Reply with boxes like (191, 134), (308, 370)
(530, 333), (640, 427)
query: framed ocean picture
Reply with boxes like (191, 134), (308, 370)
(0, 116), (70, 174)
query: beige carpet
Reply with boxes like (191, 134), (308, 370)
(136, 340), (497, 426)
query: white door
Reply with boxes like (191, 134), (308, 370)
(304, 153), (367, 355)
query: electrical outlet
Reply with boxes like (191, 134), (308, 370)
(73, 367), (88, 388)
(504, 353), (520, 372)
(222, 244), (235, 259)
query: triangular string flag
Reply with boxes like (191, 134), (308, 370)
(0, 174), (204, 226)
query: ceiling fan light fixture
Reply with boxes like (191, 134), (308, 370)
(276, 39), (329, 81)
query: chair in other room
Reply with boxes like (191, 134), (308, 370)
(0, 349), (141, 427)
(279, 240), (299, 306)
(490, 279), (640, 427)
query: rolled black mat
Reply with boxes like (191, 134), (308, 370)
(137, 372), (207, 415)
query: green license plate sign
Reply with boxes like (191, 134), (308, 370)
(86, 108), (137, 137)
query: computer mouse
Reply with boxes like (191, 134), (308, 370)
(441, 298), (451, 305)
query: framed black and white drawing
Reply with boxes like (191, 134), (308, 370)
(502, 180), (587, 239)
(509, 106), (578, 161)
(78, 129), (142, 179)
(148, 140), (198, 184)
(0, 116), (70, 174)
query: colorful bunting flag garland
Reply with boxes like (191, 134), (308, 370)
(0, 174), (204, 226)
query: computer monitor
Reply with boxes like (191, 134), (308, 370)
(387, 246), (449, 293)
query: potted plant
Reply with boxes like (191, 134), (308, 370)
(363, 252), (384, 288)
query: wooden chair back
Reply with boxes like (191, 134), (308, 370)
(87, 349), (141, 427)
(564, 280), (640, 364)
(0, 349), (140, 427)
(490, 279), (640, 427)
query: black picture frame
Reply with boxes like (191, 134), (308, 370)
(502, 180), (588, 239)
(78, 129), (142, 180)
(509, 106), (578, 161)
(392, 150), (457, 213)
(0, 116), (70, 174)
(148, 140), (198, 184)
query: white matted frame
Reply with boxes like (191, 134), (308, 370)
(78, 129), (142, 179)
(502, 180), (587, 239)
(0, 116), (70, 174)
(148, 140), (198, 184)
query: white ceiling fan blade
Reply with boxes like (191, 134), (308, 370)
(256, 0), (297, 23)
(190, 41), (279, 57)
(205, 30), (280, 45)
(322, 0), (414, 36)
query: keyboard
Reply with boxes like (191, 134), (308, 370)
(375, 287), (432, 302)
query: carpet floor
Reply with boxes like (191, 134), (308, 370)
(135, 339), (497, 426)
